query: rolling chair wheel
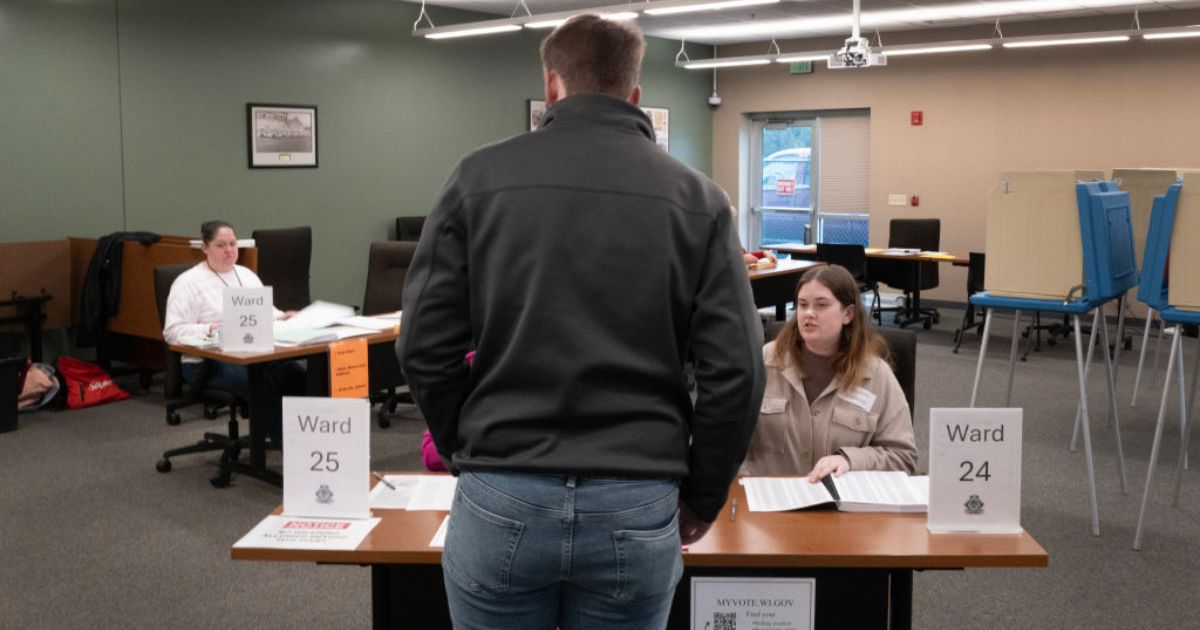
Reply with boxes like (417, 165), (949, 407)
(203, 406), (220, 420)
(156, 458), (172, 473)
(166, 412), (182, 426)
(933, 313), (941, 324)
(377, 413), (392, 429)
(210, 474), (231, 488)
(923, 319), (932, 330)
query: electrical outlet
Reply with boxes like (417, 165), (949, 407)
(888, 194), (908, 206)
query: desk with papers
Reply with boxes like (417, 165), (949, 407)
(232, 474), (1047, 630)
(170, 313), (401, 486)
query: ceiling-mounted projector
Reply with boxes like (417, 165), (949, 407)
(828, 36), (887, 69)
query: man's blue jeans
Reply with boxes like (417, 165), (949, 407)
(442, 471), (683, 629)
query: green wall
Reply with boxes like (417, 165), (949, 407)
(0, 0), (714, 307)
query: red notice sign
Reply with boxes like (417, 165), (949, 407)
(776, 179), (796, 195)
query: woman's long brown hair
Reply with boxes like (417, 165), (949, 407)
(773, 264), (889, 390)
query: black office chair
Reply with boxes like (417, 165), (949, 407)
(762, 321), (915, 412)
(251, 226), (312, 311)
(363, 241), (417, 428)
(871, 218), (941, 329)
(817, 243), (882, 325)
(153, 264), (248, 488)
(952, 252), (987, 354)
(395, 216), (426, 242)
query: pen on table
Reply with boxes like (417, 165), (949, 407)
(730, 498), (737, 522)
(372, 471), (396, 491)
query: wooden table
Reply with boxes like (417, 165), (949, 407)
(748, 258), (822, 320)
(171, 328), (400, 486)
(232, 476), (1047, 629)
(769, 244), (967, 328)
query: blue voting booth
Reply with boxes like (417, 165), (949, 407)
(969, 180), (1137, 537)
(1133, 181), (1199, 549)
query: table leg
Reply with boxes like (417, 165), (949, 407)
(890, 569), (913, 630)
(226, 363), (281, 486)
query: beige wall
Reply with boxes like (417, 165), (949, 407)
(712, 13), (1200, 302)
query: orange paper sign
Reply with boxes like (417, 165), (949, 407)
(329, 338), (369, 399)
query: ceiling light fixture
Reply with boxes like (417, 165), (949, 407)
(1002, 34), (1130, 48)
(424, 24), (523, 40)
(1142, 26), (1200, 40)
(774, 53), (832, 63)
(883, 43), (994, 56)
(682, 57), (773, 69)
(524, 11), (638, 29)
(644, 0), (780, 17)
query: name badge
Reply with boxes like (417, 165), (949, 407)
(928, 408), (1022, 534)
(283, 397), (371, 519)
(221, 286), (273, 352)
(837, 387), (877, 412)
(761, 398), (787, 414)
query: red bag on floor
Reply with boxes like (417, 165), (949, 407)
(56, 357), (129, 409)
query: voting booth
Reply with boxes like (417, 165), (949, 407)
(983, 170), (1105, 300)
(1168, 170), (1200, 311)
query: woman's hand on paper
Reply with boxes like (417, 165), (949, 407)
(806, 454), (850, 483)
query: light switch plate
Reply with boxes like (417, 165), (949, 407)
(888, 194), (908, 206)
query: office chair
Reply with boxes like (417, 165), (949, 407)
(395, 216), (426, 242)
(952, 252), (987, 353)
(250, 226), (312, 311)
(153, 264), (249, 488)
(363, 241), (417, 428)
(872, 218), (941, 329)
(816, 243), (882, 325)
(762, 320), (915, 412)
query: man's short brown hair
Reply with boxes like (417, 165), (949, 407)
(539, 14), (645, 99)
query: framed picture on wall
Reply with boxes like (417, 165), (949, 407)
(247, 103), (318, 168)
(527, 99), (547, 131)
(641, 106), (669, 151)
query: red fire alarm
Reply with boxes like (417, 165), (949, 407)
(910, 194), (920, 207)
(911, 111), (923, 126)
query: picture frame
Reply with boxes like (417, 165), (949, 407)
(641, 106), (669, 151)
(527, 99), (547, 132)
(247, 103), (318, 168)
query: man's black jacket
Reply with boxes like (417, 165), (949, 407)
(397, 94), (764, 522)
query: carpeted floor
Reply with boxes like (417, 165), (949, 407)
(0, 306), (1196, 629)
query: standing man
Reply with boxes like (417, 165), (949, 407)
(398, 14), (764, 629)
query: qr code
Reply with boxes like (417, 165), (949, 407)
(713, 611), (736, 630)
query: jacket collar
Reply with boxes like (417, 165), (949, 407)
(765, 340), (873, 403)
(539, 94), (655, 142)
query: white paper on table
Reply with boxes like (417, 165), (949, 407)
(429, 515), (450, 548)
(368, 475), (424, 509)
(739, 477), (835, 512)
(326, 325), (379, 339)
(233, 515), (380, 551)
(335, 316), (399, 331)
(407, 476), (458, 511)
(880, 248), (921, 256)
(832, 471), (928, 512)
(276, 300), (357, 330)
(373, 311), (402, 320)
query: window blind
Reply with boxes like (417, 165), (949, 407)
(817, 114), (870, 214)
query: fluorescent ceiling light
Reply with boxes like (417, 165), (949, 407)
(644, 0), (779, 17)
(424, 24), (522, 40)
(668, 0), (1186, 42)
(525, 11), (639, 29)
(683, 57), (772, 69)
(1143, 27), (1200, 40)
(1002, 35), (1129, 48)
(774, 53), (831, 63)
(883, 43), (993, 56)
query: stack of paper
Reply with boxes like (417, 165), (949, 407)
(740, 471), (929, 513)
(368, 475), (457, 511)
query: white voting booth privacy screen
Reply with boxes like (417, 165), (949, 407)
(928, 408), (1023, 533)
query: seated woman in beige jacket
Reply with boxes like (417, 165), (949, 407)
(742, 264), (916, 482)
